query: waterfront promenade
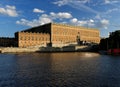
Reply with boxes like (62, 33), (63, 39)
(0, 45), (90, 53)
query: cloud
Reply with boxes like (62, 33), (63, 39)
(16, 12), (72, 27)
(53, 0), (99, 14)
(16, 15), (52, 27)
(16, 19), (40, 27)
(53, 0), (90, 6)
(70, 18), (78, 23)
(105, 0), (110, 4)
(0, 5), (18, 17)
(70, 18), (87, 26)
(16, 10), (109, 30)
(53, 0), (69, 6)
(70, 17), (109, 29)
(70, 18), (95, 27)
(16, 9), (109, 30)
(105, 8), (119, 14)
(96, 19), (109, 29)
(50, 12), (72, 19)
(33, 8), (44, 13)
(104, 0), (119, 4)
(95, 14), (102, 20)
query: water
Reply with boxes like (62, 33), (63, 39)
(0, 52), (120, 87)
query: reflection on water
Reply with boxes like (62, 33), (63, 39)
(0, 52), (120, 87)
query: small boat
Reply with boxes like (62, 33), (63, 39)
(107, 49), (120, 55)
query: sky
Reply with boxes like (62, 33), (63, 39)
(0, 0), (120, 37)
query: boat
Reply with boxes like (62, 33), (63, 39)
(107, 49), (120, 55)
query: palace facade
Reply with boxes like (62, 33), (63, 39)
(15, 32), (50, 47)
(15, 23), (100, 47)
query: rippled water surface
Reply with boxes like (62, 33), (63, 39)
(0, 52), (120, 87)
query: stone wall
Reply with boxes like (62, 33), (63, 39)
(15, 32), (50, 48)
(14, 23), (100, 48)
(51, 23), (100, 47)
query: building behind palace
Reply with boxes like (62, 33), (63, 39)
(0, 37), (16, 47)
(0, 23), (100, 47)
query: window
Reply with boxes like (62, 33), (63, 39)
(20, 37), (23, 40)
(36, 37), (38, 41)
(24, 37), (26, 40)
(32, 37), (34, 40)
(28, 37), (30, 40)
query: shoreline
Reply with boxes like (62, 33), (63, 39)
(0, 45), (97, 53)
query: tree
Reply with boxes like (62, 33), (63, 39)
(109, 30), (120, 48)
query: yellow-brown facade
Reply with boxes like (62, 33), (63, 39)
(15, 32), (50, 47)
(15, 23), (100, 47)
(51, 23), (100, 47)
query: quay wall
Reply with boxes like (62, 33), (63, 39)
(0, 47), (39, 53)
(0, 46), (89, 53)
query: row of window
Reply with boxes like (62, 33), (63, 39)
(19, 36), (50, 41)
(53, 28), (99, 37)
(19, 42), (47, 47)
(81, 39), (99, 43)
(52, 37), (76, 43)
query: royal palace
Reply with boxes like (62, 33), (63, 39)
(0, 23), (100, 47)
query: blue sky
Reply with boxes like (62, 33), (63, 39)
(0, 0), (120, 37)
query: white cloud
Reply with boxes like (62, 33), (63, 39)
(33, 8), (44, 13)
(90, 19), (94, 23)
(16, 12), (72, 27)
(96, 19), (109, 29)
(70, 18), (78, 23)
(104, 0), (119, 4)
(101, 19), (109, 26)
(57, 12), (72, 19)
(16, 9), (109, 30)
(105, 0), (110, 4)
(53, 0), (99, 14)
(16, 19), (40, 27)
(53, 0), (69, 6)
(70, 18), (95, 27)
(70, 17), (109, 30)
(78, 20), (87, 26)
(39, 16), (52, 25)
(53, 0), (90, 6)
(0, 5), (18, 17)
(95, 14), (101, 19)
(16, 15), (52, 27)
(105, 8), (119, 14)
(50, 12), (72, 19)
